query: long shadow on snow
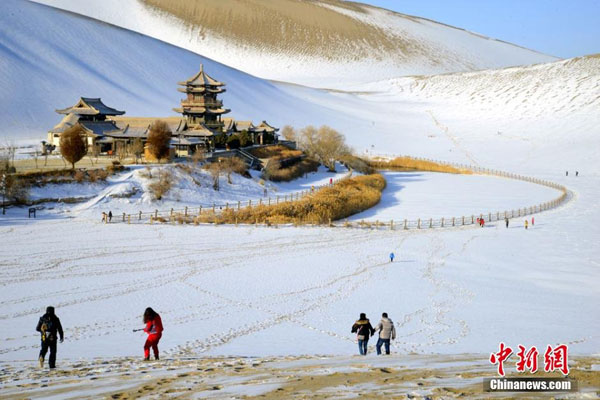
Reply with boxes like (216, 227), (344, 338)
(351, 172), (425, 220)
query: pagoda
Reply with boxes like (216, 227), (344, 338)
(173, 64), (230, 140)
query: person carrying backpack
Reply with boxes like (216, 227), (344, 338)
(351, 313), (374, 355)
(374, 312), (396, 355)
(142, 307), (163, 361)
(36, 306), (64, 369)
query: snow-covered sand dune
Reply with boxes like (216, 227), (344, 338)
(31, 0), (557, 88)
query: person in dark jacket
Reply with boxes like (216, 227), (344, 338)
(351, 313), (374, 355)
(36, 306), (64, 369)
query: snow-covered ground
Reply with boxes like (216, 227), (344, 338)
(1, 1), (599, 396)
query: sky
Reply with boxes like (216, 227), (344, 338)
(361, 0), (600, 58)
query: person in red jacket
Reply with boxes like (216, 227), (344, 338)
(142, 307), (163, 361)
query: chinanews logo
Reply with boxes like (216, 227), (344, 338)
(484, 343), (577, 393)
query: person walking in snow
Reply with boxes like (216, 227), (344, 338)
(505, 217), (509, 228)
(142, 307), (163, 361)
(566, 171), (568, 176)
(351, 313), (374, 356)
(36, 306), (64, 369)
(374, 313), (396, 355)
(108, 211), (113, 223)
(389, 252), (395, 262)
(531, 217), (535, 226)
(525, 219), (529, 230)
(576, 171), (579, 177)
(102, 212), (107, 223)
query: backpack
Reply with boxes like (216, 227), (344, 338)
(40, 316), (55, 341)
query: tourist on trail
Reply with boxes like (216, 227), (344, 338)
(525, 220), (529, 229)
(481, 218), (485, 227)
(505, 217), (509, 228)
(389, 252), (395, 262)
(102, 212), (107, 223)
(566, 171), (568, 176)
(108, 211), (113, 223)
(351, 313), (374, 356)
(36, 306), (64, 369)
(142, 307), (163, 361)
(576, 171), (579, 177)
(374, 313), (396, 355)
(532, 217), (535, 226)
(329, 177), (333, 185)
(476, 217), (480, 226)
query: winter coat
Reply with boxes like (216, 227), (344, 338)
(36, 313), (64, 342)
(144, 314), (164, 336)
(375, 317), (396, 340)
(351, 319), (374, 340)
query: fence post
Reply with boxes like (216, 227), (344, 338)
(268, 198), (271, 206)
(170, 208), (174, 217)
(418, 218), (421, 229)
(390, 220), (394, 230)
(488, 212), (491, 222)
(139, 211), (142, 221)
(471, 215), (474, 224)
(441, 217), (444, 227)
(429, 218), (432, 228)
(404, 219), (407, 229)
(248, 200), (252, 208)
(452, 217), (455, 226)
(329, 218), (332, 227)
(462, 216), (465, 225)
(259, 198), (262, 206)
(199, 206), (202, 215)
(128, 214), (130, 224)
(122, 212), (126, 222)
(213, 203), (216, 212)
(237, 201), (240, 210)
(155, 210), (158, 219)
(225, 203), (228, 210)
(185, 206), (188, 216)
(496, 212), (499, 221)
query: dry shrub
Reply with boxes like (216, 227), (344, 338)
(368, 157), (472, 174)
(148, 170), (172, 200)
(73, 170), (85, 183)
(262, 158), (319, 182)
(195, 173), (385, 225)
(338, 155), (375, 174)
(248, 145), (302, 159)
(95, 169), (109, 181)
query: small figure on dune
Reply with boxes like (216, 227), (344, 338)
(389, 252), (395, 262)
(108, 211), (113, 223)
(351, 313), (374, 356)
(525, 219), (529, 229)
(576, 171), (579, 177)
(36, 306), (64, 369)
(142, 307), (163, 361)
(374, 312), (396, 355)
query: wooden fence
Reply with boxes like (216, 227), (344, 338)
(105, 170), (353, 225)
(107, 158), (570, 229)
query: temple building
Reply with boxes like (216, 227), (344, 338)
(48, 97), (125, 153)
(173, 65), (231, 149)
(47, 65), (280, 157)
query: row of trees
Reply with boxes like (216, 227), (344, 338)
(280, 125), (350, 172)
(59, 120), (173, 169)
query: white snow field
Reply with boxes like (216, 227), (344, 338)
(0, 0), (599, 388)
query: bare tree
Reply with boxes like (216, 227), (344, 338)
(297, 125), (349, 172)
(131, 138), (144, 164)
(147, 120), (172, 162)
(205, 161), (223, 191)
(3, 141), (17, 170)
(60, 124), (88, 170)
(191, 147), (205, 166)
(221, 157), (247, 184)
(0, 161), (28, 213)
(280, 125), (297, 141)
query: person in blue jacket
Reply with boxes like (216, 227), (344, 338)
(389, 252), (395, 262)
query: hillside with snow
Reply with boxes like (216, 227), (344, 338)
(31, 0), (557, 88)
